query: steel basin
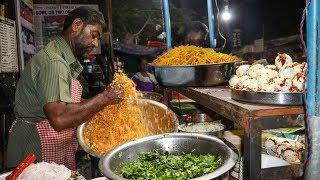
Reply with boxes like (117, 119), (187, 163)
(178, 122), (225, 138)
(77, 99), (179, 158)
(140, 91), (163, 102)
(179, 113), (215, 123)
(152, 62), (235, 87)
(99, 133), (238, 180)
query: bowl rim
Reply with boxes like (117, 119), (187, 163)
(99, 133), (238, 180)
(150, 61), (237, 68)
(178, 122), (226, 133)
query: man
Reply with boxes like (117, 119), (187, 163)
(7, 7), (123, 170)
(182, 21), (209, 47)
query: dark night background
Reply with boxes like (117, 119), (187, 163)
(171, 0), (305, 46)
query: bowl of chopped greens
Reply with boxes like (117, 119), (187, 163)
(99, 133), (238, 180)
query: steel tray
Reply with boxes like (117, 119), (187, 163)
(231, 88), (304, 106)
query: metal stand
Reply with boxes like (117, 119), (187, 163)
(305, 1), (320, 178)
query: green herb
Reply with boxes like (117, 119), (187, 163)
(120, 152), (222, 180)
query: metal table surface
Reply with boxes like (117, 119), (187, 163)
(171, 87), (305, 180)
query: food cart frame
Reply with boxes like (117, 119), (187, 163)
(162, 0), (319, 179)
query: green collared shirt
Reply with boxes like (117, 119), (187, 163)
(14, 36), (83, 120)
(7, 36), (83, 167)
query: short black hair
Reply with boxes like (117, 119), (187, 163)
(138, 57), (149, 65)
(63, 6), (106, 31)
(185, 21), (209, 35)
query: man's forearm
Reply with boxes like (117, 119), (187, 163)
(45, 93), (110, 131)
(64, 93), (107, 126)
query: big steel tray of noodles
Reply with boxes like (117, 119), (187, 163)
(77, 99), (179, 158)
(152, 62), (236, 87)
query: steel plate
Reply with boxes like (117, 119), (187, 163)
(152, 62), (235, 87)
(231, 88), (304, 105)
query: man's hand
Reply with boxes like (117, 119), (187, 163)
(102, 83), (124, 105)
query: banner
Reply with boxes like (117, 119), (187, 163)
(0, 17), (19, 72)
(34, 4), (99, 53)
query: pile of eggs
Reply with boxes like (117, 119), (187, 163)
(229, 53), (307, 92)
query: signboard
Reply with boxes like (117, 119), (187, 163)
(254, 38), (264, 52)
(232, 28), (242, 49)
(0, 17), (19, 72)
(34, 4), (99, 52)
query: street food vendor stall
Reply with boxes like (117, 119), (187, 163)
(2, 0), (320, 180)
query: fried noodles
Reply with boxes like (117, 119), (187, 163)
(153, 45), (239, 66)
(83, 73), (150, 156)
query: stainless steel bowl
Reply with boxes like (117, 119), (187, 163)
(77, 99), (179, 158)
(99, 133), (238, 180)
(180, 113), (215, 123)
(140, 91), (163, 102)
(178, 122), (225, 138)
(152, 62), (235, 87)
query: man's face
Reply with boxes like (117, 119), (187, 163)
(74, 24), (102, 59)
(184, 32), (207, 46)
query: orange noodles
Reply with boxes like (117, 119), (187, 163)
(153, 45), (240, 66)
(83, 73), (150, 156)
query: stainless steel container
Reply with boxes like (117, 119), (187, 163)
(180, 113), (215, 123)
(231, 88), (304, 105)
(77, 99), (179, 158)
(178, 122), (225, 138)
(140, 91), (163, 102)
(152, 62), (235, 87)
(99, 133), (238, 180)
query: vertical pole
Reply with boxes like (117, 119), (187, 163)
(305, 0), (320, 178)
(306, 0), (316, 117)
(163, 0), (171, 49)
(207, 0), (215, 48)
(106, 0), (115, 61)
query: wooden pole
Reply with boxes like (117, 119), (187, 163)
(106, 0), (114, 62)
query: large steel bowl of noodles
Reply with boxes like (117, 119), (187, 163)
(77, 99), (179, 158)
(152, 63), (236, 87)
(151, 45), (239, 87)
(99, 133), (238, 180)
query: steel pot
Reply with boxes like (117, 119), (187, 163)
(99, 133), (238, 180)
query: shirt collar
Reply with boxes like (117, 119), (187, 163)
(55, 36), (83, 78)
